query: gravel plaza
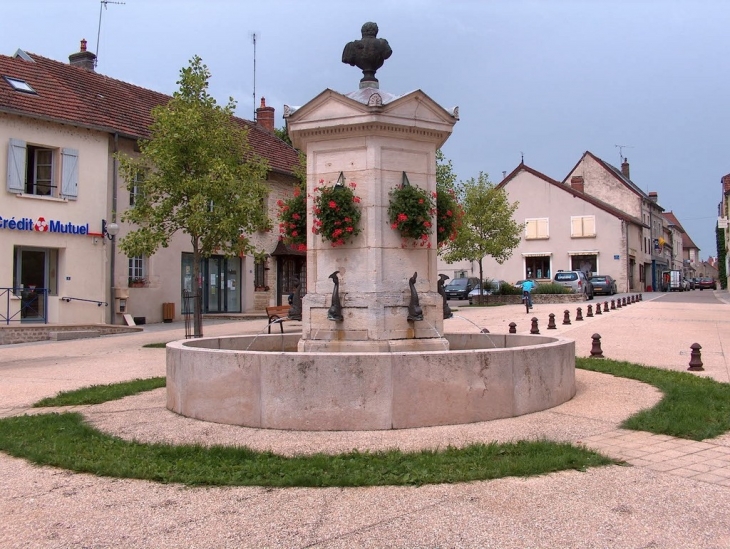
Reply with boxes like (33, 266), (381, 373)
(1, 290), (729, 548)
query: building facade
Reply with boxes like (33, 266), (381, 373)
(0, 42), (299, 325)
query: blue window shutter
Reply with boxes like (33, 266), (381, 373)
(7, 138), (26, 193)
(61, 148), (79, 199)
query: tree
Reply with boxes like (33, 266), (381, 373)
(117, 56), (270, 336)
(440, 173), (524, 302)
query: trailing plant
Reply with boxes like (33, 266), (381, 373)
(277, 185), (307, 251)
(436, 188), (462, 246)
(312, 180), (362, 247)
(388, 182), (436, 247)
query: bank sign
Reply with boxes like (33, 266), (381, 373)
(0, 215), (90, 235)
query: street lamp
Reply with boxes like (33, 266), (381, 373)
(101, 219), (119, 241)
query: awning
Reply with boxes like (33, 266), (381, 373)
(521, 252), (552, 257)
(567, 250), (599, 256)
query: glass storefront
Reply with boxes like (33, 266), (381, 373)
(181, 253), (241, 313)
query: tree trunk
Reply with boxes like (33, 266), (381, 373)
(192, 239), (203, 337)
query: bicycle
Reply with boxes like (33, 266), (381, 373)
(522, 290), (532, 314)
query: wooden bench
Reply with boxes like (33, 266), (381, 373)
(266, 305), (293, 333)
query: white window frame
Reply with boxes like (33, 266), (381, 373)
(128, 255), (146, 280)
(129, 171), (144, 206)
(6, 138), (78, 200)
(570, 215), (596, 238)
(525, 218), (549, 240)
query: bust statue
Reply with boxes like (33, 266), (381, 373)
(342, 22), (392, 87)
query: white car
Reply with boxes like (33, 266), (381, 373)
(468, 280), (503, 304)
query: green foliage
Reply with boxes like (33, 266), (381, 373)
(0, 413), (614, 487)
(33, 377), (166, 407)
(312, 181), (362, 246)
(496, 282), (522, 295)
(440, 173), (524, 288)
(533, 283), (572, 294)
(117, 55), (270, 261)
(277, 186), (307, 250)
(577, 357), (730, 440)
(435, 150), (463, 246)
(273, 126), (292, 146)
(717, 224), (727, 289)
(387, 182), (435, 245)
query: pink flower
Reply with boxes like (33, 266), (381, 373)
(329, 200), (337, 209)
(397, 213), (408, 222)
(418, 198), (424, 204)
(354, 196), (361, 203)
(424, 221), (432, 228)
(346, 226), (353, 233)
(391, 222), (398, 229)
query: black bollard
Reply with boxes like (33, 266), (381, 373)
(688, 343), (704, 371)
(576, 307), (584, 321)
(562, 310), (571, 325)
(610, 299), (616, 310)
(590, 333), (604, 358)
(586, 304), (593, 317)
(622, 297), (627, 307)
(616, 299), (622, 309)
(595, 303), (602, 315)
(509, 322), (517, 334)
(547, 313), (557, 329)
(603, 301), (609, 313)
(530, 317), (540, 334)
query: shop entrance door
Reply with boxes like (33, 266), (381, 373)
(203, 256), (241, 314)
(14, 247), (48, 321)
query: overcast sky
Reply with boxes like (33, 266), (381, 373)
(4, 0), (728, 259)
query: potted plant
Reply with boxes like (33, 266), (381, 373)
(128, 277), (147, 288)
(311, 179), (362, 247)
(277, 185), (307, 251)
(388, 180), (436, 248)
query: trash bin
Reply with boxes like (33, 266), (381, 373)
(162, 302), (175, 323)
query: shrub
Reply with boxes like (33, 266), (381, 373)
(497, 282), (522, 295)
(533, 283), (572, 294)
(277, 186), (307, 251)
(312, 180), (362, 247)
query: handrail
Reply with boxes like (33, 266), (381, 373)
(61, 297), (108, 307)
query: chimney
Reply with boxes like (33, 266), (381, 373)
(648, 191), (658, 203)
(621, 158), (630, 179)
(722, 174), (730, 194)
(256, 97), (275, 132)
(68, 39), (96, 71)
(570, 175), (584, 193)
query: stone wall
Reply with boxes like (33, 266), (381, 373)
(468, 293), (586, 306)
(0, 324), (141, 345)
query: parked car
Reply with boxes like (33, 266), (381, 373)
(589, 275), (617, 296)
(688, 278), (697, 290)
(681, 278), (690, 291)
(444, 277), (480, 300)
(468, 280), (504, 304)
(553, 271), (594, 299)
(697, 277), (717, 290)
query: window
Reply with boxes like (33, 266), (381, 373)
(570, 216), (596, 238)
(525, 218), (549, 240)
(129, 171), (144, 206)
(570, 254), (598, 276)
(524, 255), (551, 279)
(128, 256), (146, 283)
(7, 139), (78, 199)
(3, 76), (36, 94)
(254, 258), (267, 289)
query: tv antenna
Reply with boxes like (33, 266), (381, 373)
(615, 144), (633, 163)
(250, 32), (259, 121)
(95, 0), (125, 67)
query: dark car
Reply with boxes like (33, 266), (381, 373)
(697, 277), (717, 290)
(444, 277), (480, 300)
(590, 275), (617, 296)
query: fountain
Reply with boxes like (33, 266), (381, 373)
(166, 22), (575, 430)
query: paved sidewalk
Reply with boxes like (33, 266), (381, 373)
(1, 291), (729, 548)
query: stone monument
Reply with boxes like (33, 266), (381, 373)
(285, 22), (460, 353)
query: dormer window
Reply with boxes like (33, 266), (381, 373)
(3, 76), (36, 94)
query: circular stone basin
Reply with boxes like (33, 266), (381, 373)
(166, 333), (575, 431)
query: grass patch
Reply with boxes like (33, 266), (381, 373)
(143, 342), (169, 348)
(577, 357), (730, 440)
(0, 412), (614, 487)
(33, 377), (166, 407)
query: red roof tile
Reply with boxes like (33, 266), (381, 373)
(0, 50), (299, 175)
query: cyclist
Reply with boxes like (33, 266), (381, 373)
(521, 278), (535, 309)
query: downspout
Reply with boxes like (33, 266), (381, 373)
(110, 133), (119, 324)
(624, 220), (630, 292)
